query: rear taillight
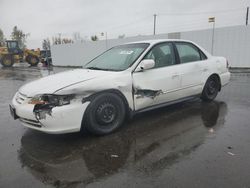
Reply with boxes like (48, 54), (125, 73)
(226, 60), (229, 69)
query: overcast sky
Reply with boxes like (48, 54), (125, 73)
(0, 0), (249, 48)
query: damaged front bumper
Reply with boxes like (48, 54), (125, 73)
(11, 92), (90, 134)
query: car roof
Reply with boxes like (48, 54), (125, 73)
(125, 39), (193, 45)
(123, 39), (212, 58)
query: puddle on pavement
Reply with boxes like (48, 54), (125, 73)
(18, 101), (227, 187)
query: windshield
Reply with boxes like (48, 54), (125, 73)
(85, 43), (149, 71)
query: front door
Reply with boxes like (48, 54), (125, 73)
(132, 42), (181, 111)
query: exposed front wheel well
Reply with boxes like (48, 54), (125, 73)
(80, 89), (132, 133)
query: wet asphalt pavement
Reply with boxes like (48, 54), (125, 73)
(0, 65), (250, 188)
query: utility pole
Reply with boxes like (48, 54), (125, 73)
(246, 6), (249, 26)
(101, 32), (108, 49)
(208, 17), (215, 55)
(211, 21), (215, 55)
(153, 14), (157, 35)
(105, 32), (108, 49)
(58, 33), (62, 44)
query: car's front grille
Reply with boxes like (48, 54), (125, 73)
(15, 92), (29, 104)
(20, 118), (42, 128)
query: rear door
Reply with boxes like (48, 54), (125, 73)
(174, 42), (209, 97)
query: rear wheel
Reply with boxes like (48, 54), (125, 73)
(201, 76), (220, 102)
(26, 55), (39, 66)
(1, 55), (14, 67)
(85, 93), (126, 135)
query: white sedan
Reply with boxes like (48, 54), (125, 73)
(10, 39), (230, 135)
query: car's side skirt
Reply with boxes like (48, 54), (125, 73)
(134, 94), (201, 115)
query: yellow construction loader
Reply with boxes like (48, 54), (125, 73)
(0, 40), (40, 67)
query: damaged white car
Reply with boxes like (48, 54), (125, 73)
(10, 39), (230, 135)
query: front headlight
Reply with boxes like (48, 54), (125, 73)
(28, 94), (75, 106)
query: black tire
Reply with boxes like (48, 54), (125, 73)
(84, 93), (126, 135)
(201, 76), (220, 102)
(1, 55), (14, 67)
(26, 55), (39, 66)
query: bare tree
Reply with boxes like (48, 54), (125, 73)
(73, 32), (83, 42)
(11, 26), (28, 48)
(0, 28), (5, 46)
(118, 34), (125, 39)
(62, 38), (74, 44)
(52, 36), (73, 45)
(91, 35), (98, 41)
(52, 36), (62, 45)
(42, 38), (51, 50)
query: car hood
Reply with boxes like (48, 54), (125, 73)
(19, 69), (110, 97)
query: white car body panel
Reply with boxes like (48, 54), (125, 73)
(11, 39), (231, 134)
(19, 69), (109, 97)
(132, 65), (182, 110)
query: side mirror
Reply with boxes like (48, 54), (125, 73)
(136, 59), (155, 72)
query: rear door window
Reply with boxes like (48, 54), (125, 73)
(175, 43), (205, 63)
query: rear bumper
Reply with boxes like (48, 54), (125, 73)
(11, 93), (90, 134)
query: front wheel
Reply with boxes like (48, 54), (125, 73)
(201, 76), (220, 102)
(1, 55), (14, 67)
(84, 93), (126, 135)
(26, 55), (39, 66)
